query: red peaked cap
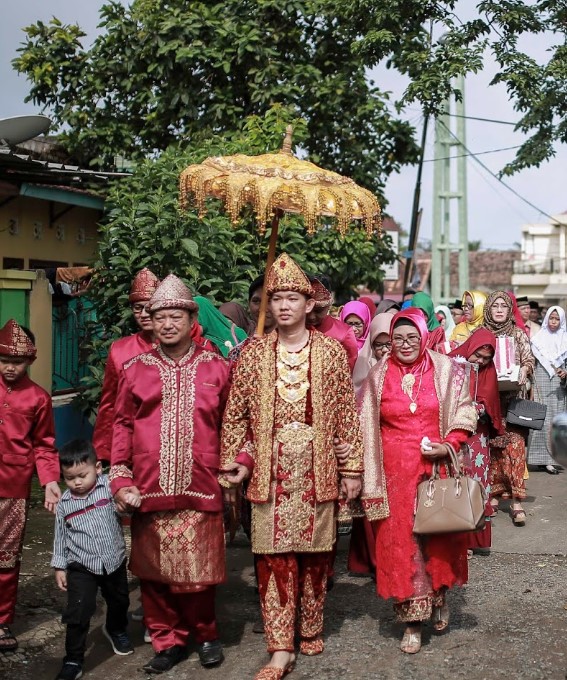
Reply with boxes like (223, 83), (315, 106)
(0, 319), (36, 360)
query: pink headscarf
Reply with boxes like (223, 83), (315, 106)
(340, 300), (372, 351)
(389, 308), (432, 375)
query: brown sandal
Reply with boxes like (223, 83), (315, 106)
(432, 603), (450, 632)
(0, 625), (18, 652)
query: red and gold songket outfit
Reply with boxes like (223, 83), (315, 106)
(221, 330), (363, 653)
(110, 343), (230, 651)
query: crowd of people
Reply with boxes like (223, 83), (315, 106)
(0, 258), (565, 680)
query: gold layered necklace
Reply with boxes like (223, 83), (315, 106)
(399, 367), (424, 414)
(276, 339), (310, 403)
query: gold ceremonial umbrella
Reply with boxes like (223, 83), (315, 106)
(179, 126), (382, 334)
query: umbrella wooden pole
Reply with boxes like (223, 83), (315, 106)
(256, 210), (281, 336)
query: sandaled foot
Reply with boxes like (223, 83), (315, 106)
(510, 505), (526, 525)
(299, 636), (324, 656)
(0, 625), (18, 652)
(432, 602), (450, 633)
(400, 625), (421, 654)
(490, 499), (499, 513)
(254, 652), (296, 680)
(501, 492), (511, 500)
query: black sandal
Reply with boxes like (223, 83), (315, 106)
(0, 625), (18, 652)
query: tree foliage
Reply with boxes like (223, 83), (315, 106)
(13, 1), (567, 179)
(78, 108), (395, 415)
(12, 0), (419, 194)
(340, 0), (567, 174)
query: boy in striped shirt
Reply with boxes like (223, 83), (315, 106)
(52, 440), (135, 680)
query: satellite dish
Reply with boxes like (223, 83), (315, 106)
(0, 115), (51, 146)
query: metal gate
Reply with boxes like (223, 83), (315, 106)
(52, 297), (97, 394)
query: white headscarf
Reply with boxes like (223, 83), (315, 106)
(434, 304), (456, 340)
(531, 306), (567, 378)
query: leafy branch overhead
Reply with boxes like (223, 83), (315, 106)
(77, 112), (395, 415)
(12, 0), (419, 194)
(13, 1), (567, 178)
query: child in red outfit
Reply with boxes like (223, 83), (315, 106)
(0, 319), (60, 651)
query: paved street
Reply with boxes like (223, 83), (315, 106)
(2, 469), (566, 680)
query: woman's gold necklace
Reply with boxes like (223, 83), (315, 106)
(399, 367), (424, 414)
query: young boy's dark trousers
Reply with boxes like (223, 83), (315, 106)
(62, 560), (129, 664)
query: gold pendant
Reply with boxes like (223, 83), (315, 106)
(409, 402), (417, 414)
(401, 373), (416, 392)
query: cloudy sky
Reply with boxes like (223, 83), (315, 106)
(2, 1), (565, 250)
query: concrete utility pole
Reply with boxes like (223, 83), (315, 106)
(431, 75), (469, 303)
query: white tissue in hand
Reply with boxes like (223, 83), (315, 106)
(421, 436), (432, 451)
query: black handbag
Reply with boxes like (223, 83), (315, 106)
(506, 397), (547, 430)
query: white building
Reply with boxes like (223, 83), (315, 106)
(511, 212), (567, 305)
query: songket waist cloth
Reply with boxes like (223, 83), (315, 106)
(0, 498), (27, 568)
(251, 422), (336, 555)
(130, 508), (225, 593)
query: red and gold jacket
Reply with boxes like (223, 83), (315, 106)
(109, 344), (230, 513)
(0, 374), (59, 498)
(313, 315), (358, 373)
(220, 329), (363, 504)
(94, 327), (218, 462)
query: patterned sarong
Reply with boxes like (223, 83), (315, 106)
(0, 498), (28, 569)
(130, 509), (225, 593)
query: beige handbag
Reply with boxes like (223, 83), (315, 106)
(413, 446), (486, 535)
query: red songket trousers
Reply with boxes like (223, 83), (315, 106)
(257, 552), (330, 653)
(141, 581), (218, 652)
(0, 498), (28, 624)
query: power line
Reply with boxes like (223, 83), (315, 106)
(438, 121), (555, 222)
(465, 152), (535, 227)
(448, 113), (517, 126)
(423, 144), (522, 162)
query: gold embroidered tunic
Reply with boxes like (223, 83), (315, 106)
(221, 330), (363, 554)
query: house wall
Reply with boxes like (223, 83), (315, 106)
(512, 214), (567, 302)
(0, 195), (99, 269)
(0, 269), (52, 393)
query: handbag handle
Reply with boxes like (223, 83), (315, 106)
(431, 444), (462, 480)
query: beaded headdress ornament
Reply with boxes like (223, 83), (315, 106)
(265, 253), (314, 297)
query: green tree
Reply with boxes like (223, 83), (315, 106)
(340, 0), (567, 175)
(12, 0), (419, 194)
(78, 108), (395, 414)
(13, 2), (567, 179)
